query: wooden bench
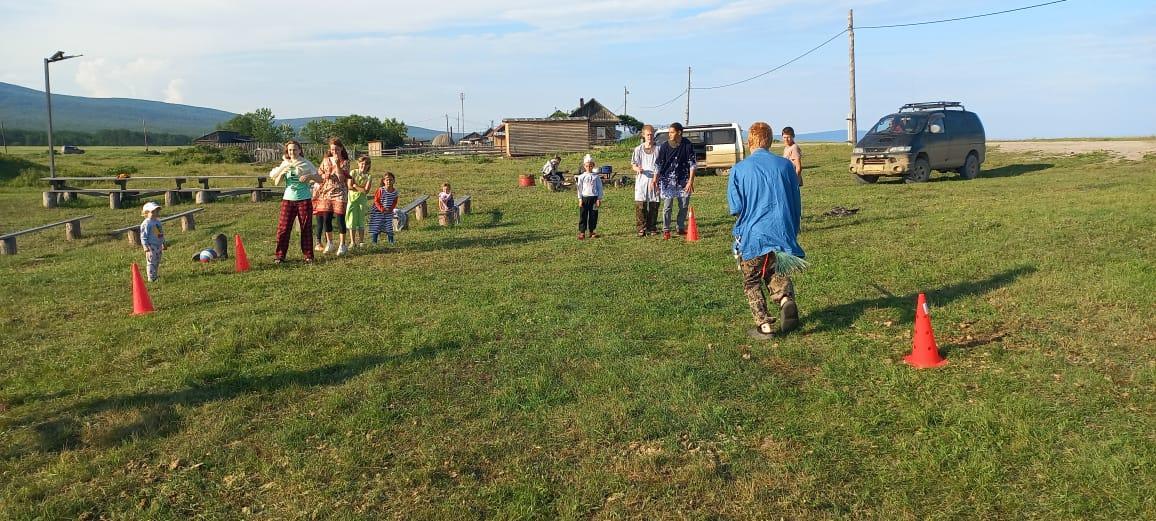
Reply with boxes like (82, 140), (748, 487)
(163, 187), (277, 205)
(108, 207), (206, 246)
(42, 175), (272, 208)
(43, 189), (168, 209)
(0, 215), (93, 255)
(395, 195), (430, 231)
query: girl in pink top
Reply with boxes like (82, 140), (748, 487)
(315, 137), (351, 255)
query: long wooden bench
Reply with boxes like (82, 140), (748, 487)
(108, 207), (206, 246)
(44, 189), (167, 209)
(0, 215), (93, 255)
(163, 187), (277, 205)
(396, 195), (430, 231)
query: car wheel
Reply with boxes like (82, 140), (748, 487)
(854, 174), (879, 184)
(960, 152), (980, 180)
(905, 157), (931, 183)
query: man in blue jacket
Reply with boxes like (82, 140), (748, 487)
(727, 121), (804, 337)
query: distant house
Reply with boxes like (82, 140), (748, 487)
(458, 132), (483, 145)
(193, 130), (254, 145)
(569, 98), (620, 146)
(502, 117), (589, 157)
(483, 124), (506, 149)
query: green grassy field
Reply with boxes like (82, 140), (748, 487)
(1, 143), (1154, 519)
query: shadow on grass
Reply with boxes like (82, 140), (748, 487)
(802, 214), (913, 233)
(804, 265), (1036, 334)
(929, 163), (1053, 182)
(403, 230), (553, 253)
(17, 340), (462, 454)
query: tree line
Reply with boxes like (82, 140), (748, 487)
(0, 128), (193, 147)
(216, 108), (407, 148)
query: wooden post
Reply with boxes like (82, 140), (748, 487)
(181, 213), (196, 232)
(396, 212), (408, 231)
(127, 230), (142, 246)
(65, 219), (82, 240)
(1, 237), (16, 255)
(461, 198), (471, 215)
(848, 9), (857, 144)
(43, 192), (58, 208)
(165, 190), (179, 206)
(195, 190), (216, 204)
(250, 190), (263, 203)
(109, 192), (121, 209)
(416, 200), (428, 221)
(63, 191), (76, 202)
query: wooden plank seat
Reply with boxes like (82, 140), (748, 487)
(108, 207), (206, 246)
(395, 195), (430, 231)
(0, 215), (93, 255)
(43, 189), (167, 209)
(161, 187), (277, 205)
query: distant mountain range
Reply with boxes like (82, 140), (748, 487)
(0, 82), (453, 140)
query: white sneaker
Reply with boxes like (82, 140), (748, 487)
(323, 242), (333, 254)
(336, 244), (348, 256)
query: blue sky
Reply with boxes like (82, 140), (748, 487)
(1, 0), (1153, 138)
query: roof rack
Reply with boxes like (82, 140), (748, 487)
(898, 101), (965, 112)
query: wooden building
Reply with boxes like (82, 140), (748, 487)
(569, 98), (620, 146)
(367, 140), (385, 156)
(483, 124), (506, 149)
(502, 118), (589, 157)
(458, 132), (483, 145)
(193, 130), (254, 145)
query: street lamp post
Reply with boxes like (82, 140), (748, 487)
(44, 51), (81, 179)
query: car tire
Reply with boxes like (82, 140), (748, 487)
(960, 152), (980, 180)
(905, 157), (931, 183)
(854, 174), (879, 184)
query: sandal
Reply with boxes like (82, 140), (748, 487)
(747, 321), (776, 340)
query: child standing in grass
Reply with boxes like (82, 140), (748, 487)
(139, 201), (166, 281)
(369, 172), (399, 244)
(438, 182), (456, 226)
(781, 126), (803, 186)
(575, 154), (603, 239)
(346, 156), (373, 248)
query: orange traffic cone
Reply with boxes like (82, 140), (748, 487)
(234, 234), (250, 272)
(686, 206), (700, 242)
(904, 293), (947, 368)
(131, 263), (154, 315)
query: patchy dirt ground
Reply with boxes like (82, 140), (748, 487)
(991, 140), (1156, 160)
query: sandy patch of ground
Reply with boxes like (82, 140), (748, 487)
(991, 140), (1156, 161)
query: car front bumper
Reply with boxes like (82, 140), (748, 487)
(849, 154), (910, 176)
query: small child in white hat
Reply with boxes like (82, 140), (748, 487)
(139, 202), (166, 281)
(575, 154), (604, 239)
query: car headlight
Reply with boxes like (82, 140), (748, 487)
(852, 147), (864, 154)
(887, 146), (911, 153)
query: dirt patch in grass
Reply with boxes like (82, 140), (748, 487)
(991, 140), (1156, 160)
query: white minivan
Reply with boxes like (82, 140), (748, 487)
(654, 122), (745, 174)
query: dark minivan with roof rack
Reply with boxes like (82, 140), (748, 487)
(849, 101), (985, 183)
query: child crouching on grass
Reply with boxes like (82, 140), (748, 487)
(576, 154), (603, 239)
(369, 172), (399, 245)
(139, 201), (166, 281)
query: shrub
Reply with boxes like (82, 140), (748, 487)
(105, 165), (139, 177)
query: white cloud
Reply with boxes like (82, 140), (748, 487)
(73, 57), (168, 98)
(164, 79), (185, 104)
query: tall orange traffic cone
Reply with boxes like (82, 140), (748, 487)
(904, 293), (947, 368)
(686, 206), (700, 242)
(234, 234), (250, 272)
(131, 263), (154, 315)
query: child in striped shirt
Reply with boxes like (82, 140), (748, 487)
(369, 172), (399, 244)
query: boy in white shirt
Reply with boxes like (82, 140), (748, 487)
(575, 154), (603, 239)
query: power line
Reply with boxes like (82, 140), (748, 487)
(856, 0), (1067, 29)
(692, 29), (848, 90)
(640, 89), (686, 109)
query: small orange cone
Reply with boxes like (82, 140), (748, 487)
(686, 206), (700, 242)
(234, 234), (250, 272)
(131, 263), (154, 315)
(904, 293), (947, 368)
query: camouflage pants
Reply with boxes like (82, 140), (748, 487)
(740, 253), (795, 326)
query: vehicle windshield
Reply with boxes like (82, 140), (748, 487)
(870, 115), (925, 135)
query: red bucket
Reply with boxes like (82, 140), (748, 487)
(519, 174), (535, 187)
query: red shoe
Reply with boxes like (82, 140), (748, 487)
(578, 232), (585, 240)
(663, 231), (671, 240)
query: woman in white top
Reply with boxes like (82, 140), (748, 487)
(630, 124), (661, 236)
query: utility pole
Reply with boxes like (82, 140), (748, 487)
(684, 67), (692, 126)
(848, 9), (858, 144)
(623, 85), (629, 115)
(445, 114), (450, 137)
(143, 118), (149, 151)
(459, 92), (465, 135)
(1, 117), (7, 154)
